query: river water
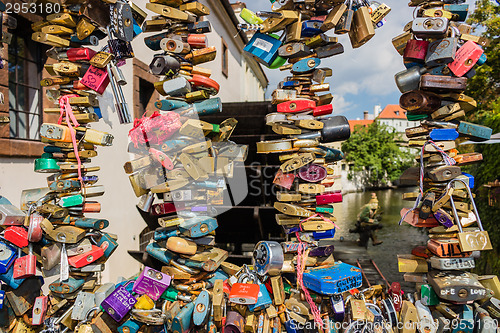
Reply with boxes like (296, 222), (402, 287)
(332, 188), (429, 287)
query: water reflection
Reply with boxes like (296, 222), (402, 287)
(333, 188), (429, 286)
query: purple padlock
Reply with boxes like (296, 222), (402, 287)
(298, 164), (327, 182)
(101, 281), (137, 322)
(132, 266), (171, 301)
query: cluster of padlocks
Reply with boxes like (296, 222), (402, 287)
(0, 0), (143, 332)
(394, 0), (500, 332)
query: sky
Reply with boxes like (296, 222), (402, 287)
(243, 0), (476, 120)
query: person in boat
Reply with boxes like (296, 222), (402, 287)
(350, 193), (383, 247)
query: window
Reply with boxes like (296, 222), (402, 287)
(395, 111), (399, 116)
(221, 38), (228, 77)
(138, 78), (155, 118)
(8, 15), (44, 140)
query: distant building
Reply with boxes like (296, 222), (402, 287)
(377, 105), (420, 134)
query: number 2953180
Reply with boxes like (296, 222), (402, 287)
(5, 2), (61, 14)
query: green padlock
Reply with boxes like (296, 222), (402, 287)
(59, 194), (84, 208)
(34, 153), (60, 173)
(240, 8), (264, 24)
(421, 284), (439, 306)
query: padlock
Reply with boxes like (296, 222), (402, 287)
(0, 241), (17, 274)
(243, 32), (282, 67)
(101, 281), (137, 322)
(412, 17), (449, 39)
(428, 270), (487, 303)
(335, 0), (354, 34)
(71, 292), (96, 321)
(13, 245), (36, 279)
(303, 262), (362, 294)
(67, 245), (104, 268)
(4, 226), (28, 248)
(110, 1), (134, 42)
(132, 266), (171, 301)
(348, 1), (375, 48)
(171, 302), (195, 333)
(321, 3), (347, 31)
(150, 55), (180, 76)
(248, 282), (273, 311)
(448, 40), (484, 77)
(395, 66), (427, 93)
(404, 38), (429, 62)
(32, 295), (47, 326)
(425, 28), (458, 66)
(6, 277), (42, 316)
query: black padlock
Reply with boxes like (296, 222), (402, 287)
(187, 21), (212, 34)
(149, 55), (180, 77)
(108, 39), (134, 60)
(110, 1), (134, 42)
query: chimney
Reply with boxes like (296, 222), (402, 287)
(363, 111), (369, 120)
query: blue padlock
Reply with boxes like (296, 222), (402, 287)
(0, 264), (24, 289)
(319, 145), (344, 162)
(146, 242), (176, 265)
(313, 228), (336, 240)
(243, 32), (282, 67)
(292, 57), (320, 74)
(207, 269), (229, 285)
(443, 4), (469, 21)
(159, 138), (192, 152)
(477, 53), (487, 65)
(404, 61), (425, 70)
(429, 129), (459, 141)
(177, 98), (223, 117)
(452, 305), (474, 333)
(172, 302), (194, 333)
(301, 20), (323, 38)
(248, 282), (273, 312)
(193, 290), (210, 326)
(429, 65), (452, 76)
(155, 99), (189, 111)
(330, 294), (345, 322)
(95, 232), (118, 258)
(0, 241), (17, 274)
(282, 80), (300, 88)
(462, 173), (475, 188)
(0, 289), (4, 309)
(285, 319), (303, 333)
(303, 262), (362, 295)
(465, 67), (476, 79)
(118, 319), (141, 333)
(132, 19), (142, 38)
(154, 228), (179, 241)
(90, 107), (102, 119)
(457, 121), (492, 141)
(180, 216), (218, 238)
(145, 32), (169, 51)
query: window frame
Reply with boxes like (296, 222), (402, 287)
(221, 38), (228, 78)
(8, 14), (44, 141)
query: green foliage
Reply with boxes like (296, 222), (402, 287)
(341, 122), (413, 186)
(464, 0), (500, 275)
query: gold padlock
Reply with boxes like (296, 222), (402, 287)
(179, 1), (210, 16)
(90, 52), (114, 68)
(76, 18), (96, 40)
(47, 13), (77, 27)
(32, 32), (70, 47)
(41, 25), (74, 35)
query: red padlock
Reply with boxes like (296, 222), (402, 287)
(188, 74), (220, 93)
(149, 148), (174, 170)
(389, 282), (403, 312)
(4, 226), (29, 248)
(67, 48), (97, 62)
(13, 245), (36, 279)
(403, 39), (429, 62)
(448, 40), (484, 77)
(82, 202), (101, 213)
(187, 34), (208, 49)
(32, 296), (48, 325)
(277, 100), (316, 113)
(316, 192), (342, 205)
(228, 283), (260, 305)
(312, 104), (333, 117)
(80, 65), (110, 95)
(68, 245), (104, 268)
(27, 214), (43, 243)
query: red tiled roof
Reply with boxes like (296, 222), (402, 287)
(348, 119), (374, 132)
(378, 105), (407, 119)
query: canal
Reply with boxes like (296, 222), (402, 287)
(333, 188), (429, 287)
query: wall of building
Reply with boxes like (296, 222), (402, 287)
(378, 119), (420, 134)
(0, 1), (266, 283)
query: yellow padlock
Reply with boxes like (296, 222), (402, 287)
(135, 294), (155, 310)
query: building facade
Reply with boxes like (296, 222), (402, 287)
(0, 0), (267, 282)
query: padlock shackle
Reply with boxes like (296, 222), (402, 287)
(446, 178), (484, 232)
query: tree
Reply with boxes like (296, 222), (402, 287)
(341, 122), (414, 186)
(463, 0), (500, 274)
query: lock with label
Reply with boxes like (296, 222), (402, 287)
(101, 281), (137, 322)
(425, 28), (458, 66)
(132, 266), (171, 301)
(244, 32), (282, 67)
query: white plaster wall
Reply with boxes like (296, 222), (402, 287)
(0, 0), (266, 283)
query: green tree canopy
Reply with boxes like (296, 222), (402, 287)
(341, 122), (413, 186)
(463, 0), (500, 274)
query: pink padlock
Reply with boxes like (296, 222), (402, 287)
(448, 40), (484, 77)
(80, 65), (110, 95)
(316, 192), (342, 205)
(403, 39), (429, 62)
(13, 244), (36, 279)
